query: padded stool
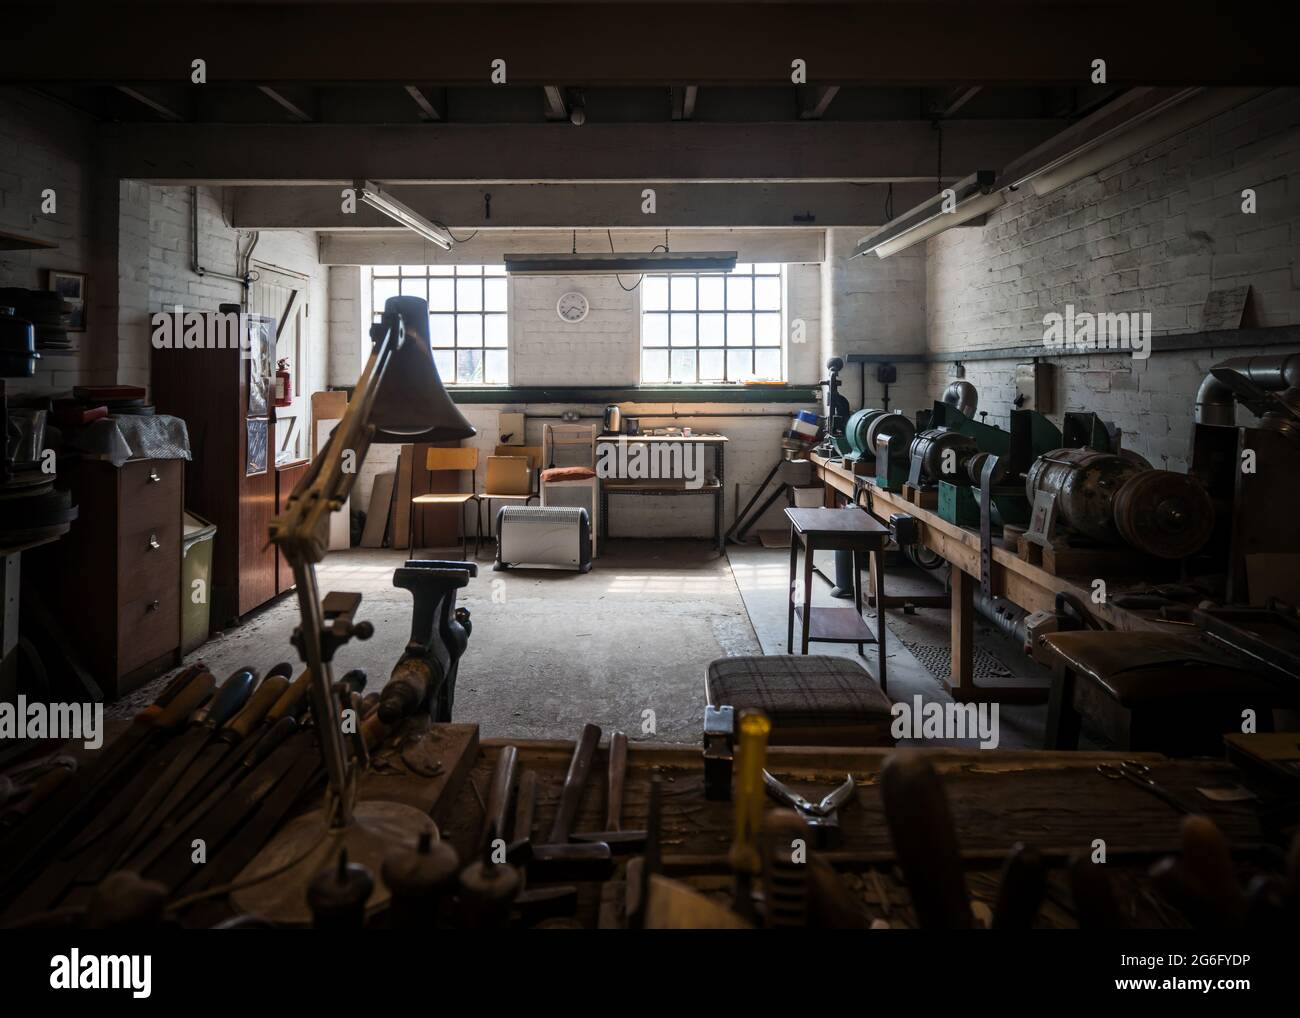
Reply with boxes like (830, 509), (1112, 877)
(706, 655), (894, 746)
(1041, 631), (1294, 756)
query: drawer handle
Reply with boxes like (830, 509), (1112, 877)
(146, 600), (160, 613)
(148, 533), (161, 550)
(148, 470), (162, 483)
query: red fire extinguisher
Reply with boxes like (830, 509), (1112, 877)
(274, 358), (293, 408)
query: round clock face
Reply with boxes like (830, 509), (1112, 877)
(557, 291), (589, 323)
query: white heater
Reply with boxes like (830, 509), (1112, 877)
(495, 505), (593, 572)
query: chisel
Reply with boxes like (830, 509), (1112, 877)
(6, 668), (255, 913)
(0, 666), (215, 906)
(97, 671), (292, 877)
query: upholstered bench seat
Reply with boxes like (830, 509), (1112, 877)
(706, 654), (894, 746)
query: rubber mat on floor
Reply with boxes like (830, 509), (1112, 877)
(902, 641), (1014, 680)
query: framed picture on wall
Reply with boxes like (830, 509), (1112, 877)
(48, 270), (87, 332)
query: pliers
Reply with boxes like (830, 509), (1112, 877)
(762, 770), (856, 846)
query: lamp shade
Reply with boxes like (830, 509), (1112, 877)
(370, 295), (476, 443)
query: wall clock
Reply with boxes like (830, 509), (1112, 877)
(556, 291), (589, 323)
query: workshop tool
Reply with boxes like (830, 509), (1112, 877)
(45, 667), (261, 892)
(85, 871), (168, 930)
(383, 561), (476, 723)
(527, 724), (614, 881)
(1096, 760), (1196, 814)
(457, 822), (523, 929)
(0, 755), (75, 829)
(479, 744), (519, 858)
(702, 705), (734, 801)
(308, 850), (375, 929)
(729, 709), (771, 921)
(381, 829), (460, 930)
(762, 768), (855, 848)
(992, 842), (1047, 929)
(762, 808), (811, 928)
(630, 770), (664, 930)
(0, 665), (214, 905)
(512, 769), (537, 848)
(1067, 851), (1123, 929)
(879, 751), (975, 929)
(111, 670), (295, 868)
(572, 731), (646, 850)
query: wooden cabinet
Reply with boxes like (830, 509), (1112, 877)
(36, 458), (184, 697)
(152, 312), (282, 625)
(275, 460), (309, 593)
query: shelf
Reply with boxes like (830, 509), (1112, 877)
(792, 604), (879, 643)
(603, 480), (722, 495)
(0, 229), (58, 251)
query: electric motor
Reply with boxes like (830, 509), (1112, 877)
(909, 428), (978, 484)
(1024, 447), (1214, 559)
(865, 411), (916, 465)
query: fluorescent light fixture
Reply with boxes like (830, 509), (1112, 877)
(853, 171), (1004, 259)
(355, 179), (453, 250)
(1024, 88), (1265, 197)
(503, 251), (738, 275)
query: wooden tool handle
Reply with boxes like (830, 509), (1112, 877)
(154, 671), (216, 728)
(267, 669), (314, 722)
(549, 723), (601, 843)
(606, 731), (628, 831)
(138, 664), (203, 721)
(729, 710), (770, 877)
(226, 676), (290, 739)
(480, 745), (519, 856)
(513, 770), (537, 843)
(879, 751), (974, 929)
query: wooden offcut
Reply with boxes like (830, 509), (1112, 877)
(361, 471), (395, 547)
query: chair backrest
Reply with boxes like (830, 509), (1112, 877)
(543, 424), (595, 469)
(486, 455), (532, 495)
(425, 446), (479, 473)
(495, 444), (543, 470)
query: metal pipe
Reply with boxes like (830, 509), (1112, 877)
(1195, 352), (1300, 425)
(942, 380), (978, 419)
(973, 590), (1029, 644)
(191, 186), (253, 288)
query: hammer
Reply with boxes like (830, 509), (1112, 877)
(525, 723), (614, 882)
(572, 731), (646, 851)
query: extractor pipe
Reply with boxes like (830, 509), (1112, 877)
(1195, 352), (1300, 425)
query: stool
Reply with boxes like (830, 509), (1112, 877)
(1041, 630), (1294, 756)
(706, 655), (894, 746)
(785, 506), (890, 690)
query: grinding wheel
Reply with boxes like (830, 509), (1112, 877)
(1113, 470), (1214, 559)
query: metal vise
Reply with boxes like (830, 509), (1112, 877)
(378, 560), (477, 725)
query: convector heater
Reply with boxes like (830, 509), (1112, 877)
(494, 505), (593, 572)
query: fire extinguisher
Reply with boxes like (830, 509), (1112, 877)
(274, 358), (293, 408)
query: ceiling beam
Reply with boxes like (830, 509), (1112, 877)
(98, 119), (1063, 184)
(672, 86), (699, 121)
(4, 4), (1287, 86)
(257, 85), (312, 122)
(113, 85), (184, 122)
(230, 181), (940, 229)
(799, 86), (840, 120)
(403, 85), (442, 121)
(931, 86), (981, 118)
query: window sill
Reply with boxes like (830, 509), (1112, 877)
(443, 384), (817, 404)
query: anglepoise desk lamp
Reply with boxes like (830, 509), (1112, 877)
(232, 295), (475, 922)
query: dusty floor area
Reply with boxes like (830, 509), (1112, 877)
(116, 538), (1072, 750)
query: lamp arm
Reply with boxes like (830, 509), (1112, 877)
(268, 311), (405, 828)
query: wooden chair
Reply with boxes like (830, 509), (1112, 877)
(541, 423), (599, 556)
(480, 444), (542, 540)
(411, 446), (480, 560)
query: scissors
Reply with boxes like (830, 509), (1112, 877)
(1096, 760), (1195, 814)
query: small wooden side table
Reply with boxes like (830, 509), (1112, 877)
(785, 506), (890, 690)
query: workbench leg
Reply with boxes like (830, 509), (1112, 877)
(866, 549), (878, 608)
(873, 547), (887, 694)
(949, 566), (974, 698)
(801, 537), (814, 655)
(852, 549), (864, 657)
(787, 527), (798, 654)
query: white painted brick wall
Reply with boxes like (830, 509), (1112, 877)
(926, 89), (1300, 470)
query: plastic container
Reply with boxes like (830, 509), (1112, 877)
(181, 511), (217, 654)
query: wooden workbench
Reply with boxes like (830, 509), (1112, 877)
(810, 452), (1178, 702)
(437, 737), (1265, 929)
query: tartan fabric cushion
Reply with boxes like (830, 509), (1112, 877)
(706, 655), (892, 728)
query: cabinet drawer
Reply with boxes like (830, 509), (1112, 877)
(120, 459), (182, 526)
(119, 515), (181, 603)
(118, 586), (179, 674)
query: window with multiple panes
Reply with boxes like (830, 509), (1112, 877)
(640, 263), (784, 384)
(371, 265), (508, 384)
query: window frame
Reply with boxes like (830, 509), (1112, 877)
(638, 263), (786, 386)
(370, 264), (509, 386)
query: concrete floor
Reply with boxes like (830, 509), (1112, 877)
(115, 539), (1069, 750)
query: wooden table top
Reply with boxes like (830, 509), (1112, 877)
(785, 505), (890, 537)
(597, 434), (729, 443)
